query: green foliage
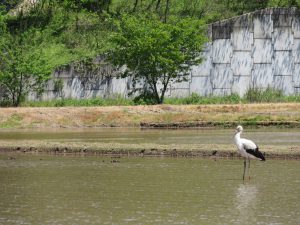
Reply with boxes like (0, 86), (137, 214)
(0, 0), (20, 13)
(10, 90), (300, 107)
(21, 96), (134, 107)
(53, 78), (64, 96)
(1, 0), (300, 107)
(49, 0), (112, 13)
(165, 90), (300, 105)
(103, 0), (275, 22)
(245, 87), (284, 103)
(0, 113), (23, 128)
(268, 0), (300, 7)
(165, 93), (242, 105)
(0, 29), (47, 106)
(17, 91), (300, 107)
(284, 95), (300, 102)
(0, 1), (113, 106)
(109, 14), (207, 104)
(133, 91), (158, 105)
(240, 115), (271, 126)
(0, 98), (11, 107)
(217, 0), (268, 15)
(0, 20), (79, 106)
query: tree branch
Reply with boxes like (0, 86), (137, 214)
(163, 0), (170, 23)
(155, 0), (161, 11)
(146, 0), (157, 10)
(132, 0), (139, 12)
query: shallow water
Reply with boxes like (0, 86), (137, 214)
(0, 127), (300, 145)
(0, 155), (299, 225)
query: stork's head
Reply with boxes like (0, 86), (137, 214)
(235, 125), (243, 133)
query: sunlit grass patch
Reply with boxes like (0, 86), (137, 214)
(0, 114), (23, 128)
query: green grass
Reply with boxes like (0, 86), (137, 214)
(165, 93), (242, 104)
(245, 87), (282, 102)
(244, 87), (300, 103)
(1, 88), (300, 107)
(13, 94), (243, 107)
(0, 114), (23, 128)
(20, 97), (135, 107)
(166, 88), (300, 105)
(238, 115), (270, 126)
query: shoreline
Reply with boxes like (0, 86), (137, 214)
(0, 141), (299, 160)
(140, 121), (300, 128)
(1, 103), (300, 159)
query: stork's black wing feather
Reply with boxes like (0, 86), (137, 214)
(245, 146), (266, 161)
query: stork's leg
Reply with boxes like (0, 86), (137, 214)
(243, 158), (246, 180)
(248, 158), (251, 180)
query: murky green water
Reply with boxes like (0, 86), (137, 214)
(0, 127), (300, 145)
(0, 155), (299, 225)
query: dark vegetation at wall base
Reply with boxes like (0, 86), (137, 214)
(1, 0), (300, 106)
(15, 88), (300, 107)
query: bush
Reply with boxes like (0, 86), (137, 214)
(133, 92), (158, 105)
(21, 97), (134, 107)
(245, 87), (284, 103)
(0, 100), (12, 107)
(165, 93), (241, 105)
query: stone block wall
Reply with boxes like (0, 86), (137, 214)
(175, 8), (300, 98)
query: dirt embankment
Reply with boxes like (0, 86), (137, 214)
(0, 103), (300, 129)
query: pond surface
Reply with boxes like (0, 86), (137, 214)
(0, 155), (299, 225)
(1, 127), (300, 145)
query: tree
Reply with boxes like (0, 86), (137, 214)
(109, 15), (207, 104)
(0, 29), (51, 106)
(50, 0), (112, 14)
(0, 0), (114, 106)
(0, 0), (20, 13)
(0, 11), (75, 106)
(268, 0), (300, 7)
(220, 0), (268, 14)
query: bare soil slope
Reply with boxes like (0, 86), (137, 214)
(0, 103), (300, 128)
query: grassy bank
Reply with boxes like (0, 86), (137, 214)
(0, 103), (300, 129)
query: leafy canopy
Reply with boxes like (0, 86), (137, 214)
(109, 15), (207, 104)
(0, 0), (113, 106)
(0, 27), (67, 106)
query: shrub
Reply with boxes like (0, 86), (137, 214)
(245, 87), (284, 103)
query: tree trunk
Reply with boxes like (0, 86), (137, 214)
(147, 76), (160, 104)
(147, 0), (156, 10)
(12, 92), (16, 107)
(159, 75), (170, 104)
(155, 0), (161, 11)
(132, 0), (139, 12)
(163, 0), (170, 23)
(15, 73), (23, 107)
(152, 82), (161, 104)
(159, 94), (164, 104)
(103, 0), (112, 13)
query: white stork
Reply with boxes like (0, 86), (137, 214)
(234, 125), (265, 180)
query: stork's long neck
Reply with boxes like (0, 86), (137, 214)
(234, 131), (241, 145)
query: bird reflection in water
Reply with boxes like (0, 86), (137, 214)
(234, 184), (258, 224)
